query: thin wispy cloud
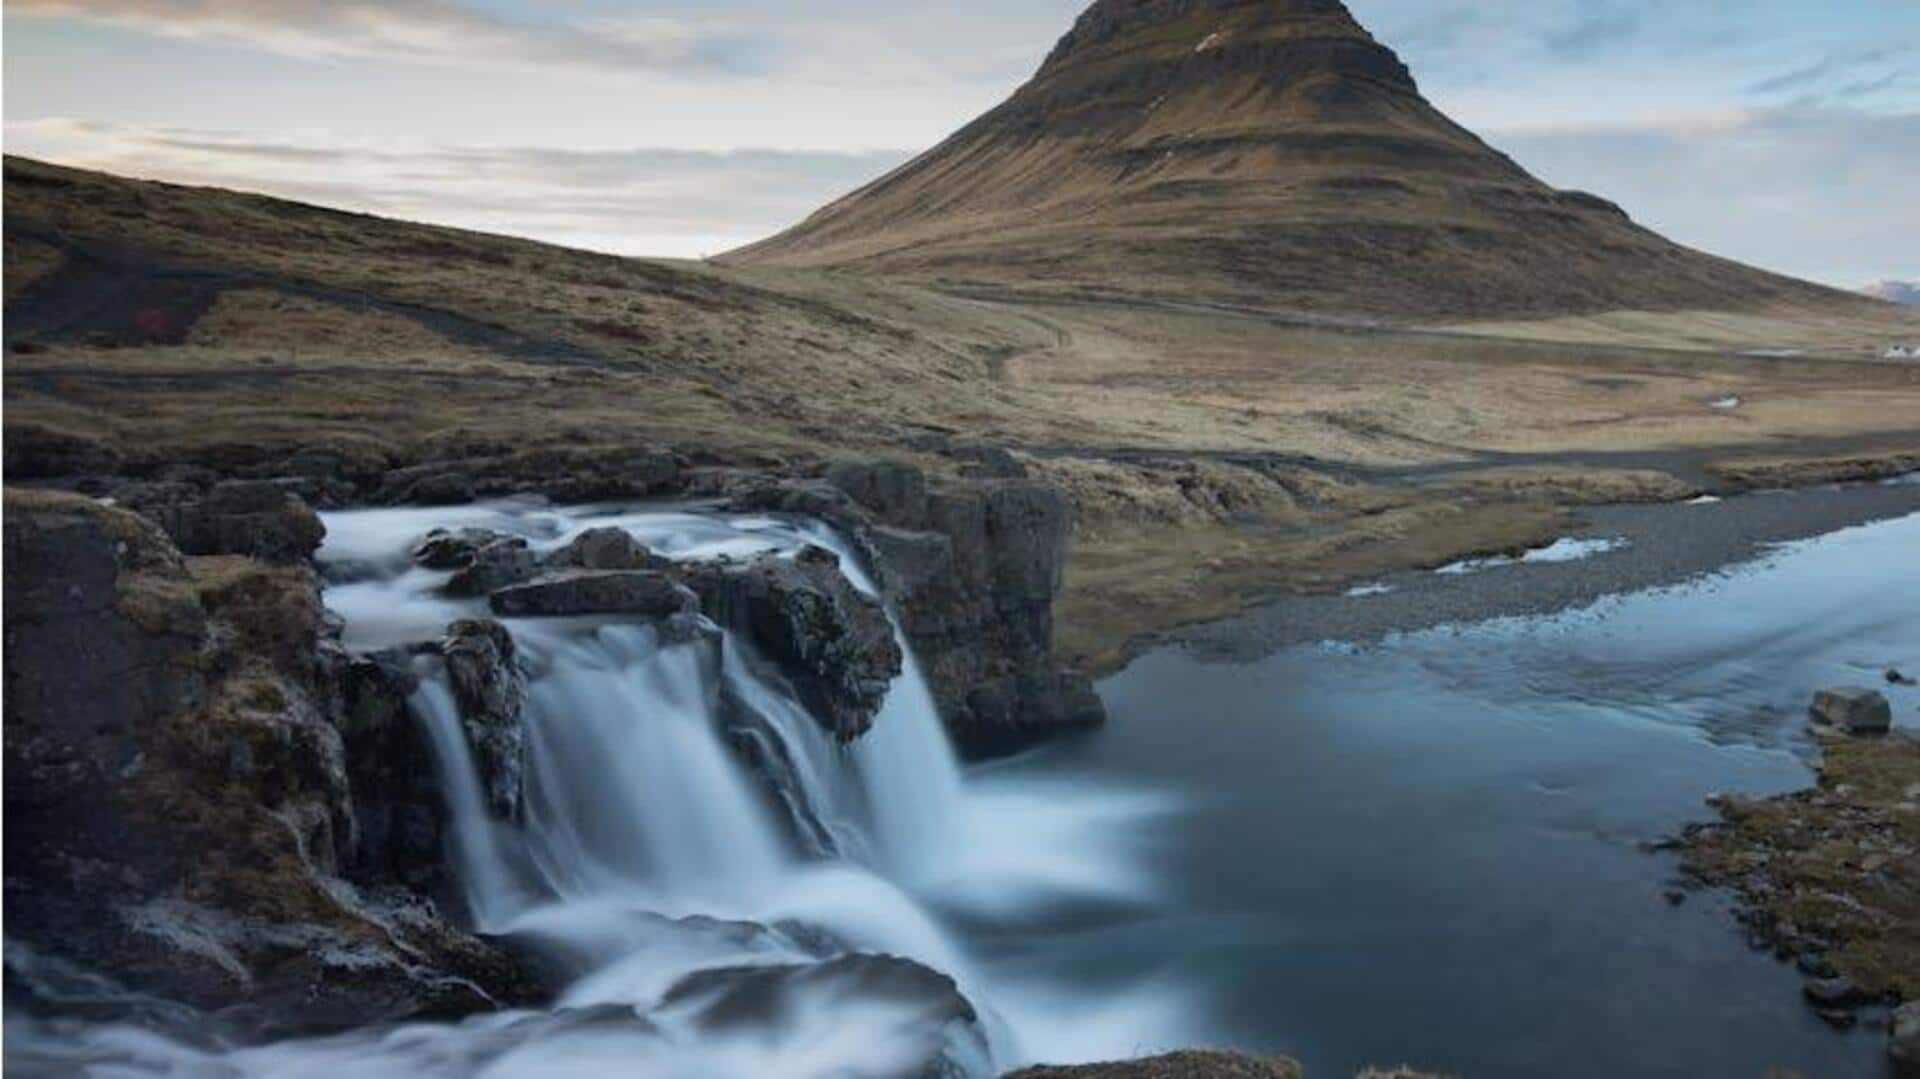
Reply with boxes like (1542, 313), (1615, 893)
(7, 0), (777, 74)
(4, 117), (910, 256)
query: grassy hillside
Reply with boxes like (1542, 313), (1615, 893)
(8, 154), (1920, 670)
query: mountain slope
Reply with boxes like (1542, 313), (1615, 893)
(728, 0), (1869, 322)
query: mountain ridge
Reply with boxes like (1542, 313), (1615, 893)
(727, 0), (1871, 322)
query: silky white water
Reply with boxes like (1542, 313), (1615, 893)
(6, 498), (1182, 1077)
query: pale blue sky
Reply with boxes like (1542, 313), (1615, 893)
(5, 1), (1915, 286)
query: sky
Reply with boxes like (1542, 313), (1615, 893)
(4, 0), (1916, 287)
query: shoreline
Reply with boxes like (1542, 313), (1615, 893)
(1155, 474), (1920, 664)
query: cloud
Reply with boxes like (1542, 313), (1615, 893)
(1541, 12), (1640, 59)
(1746, 44), (1913, 105)
(4, 118), (911, 256)
(1492, 106), (1920, 286)
(6, 0), (777, 75)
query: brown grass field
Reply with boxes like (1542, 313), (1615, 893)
(7, 155), (1920, 669)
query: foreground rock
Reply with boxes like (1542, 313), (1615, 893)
(1811, 686), (1893, 735)
(684, 546), (902, 742)
(3, 488), (538, 1038)
(1680, 733), (1920, 1016)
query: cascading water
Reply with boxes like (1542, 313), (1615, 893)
(5, 498), (1185, 1077)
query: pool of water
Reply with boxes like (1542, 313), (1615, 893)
(978, 511), (1920, 1076)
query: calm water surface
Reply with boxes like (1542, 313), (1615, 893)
(976, 511), (1920, 1077)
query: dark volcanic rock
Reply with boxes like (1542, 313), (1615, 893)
(326, 646), (448, 892)
(732, 458), (1106, 754)
(659, 953), (987, 1074)
(445, 538), (539, 597)
(413, 527), (520, 570)
(3, 488), (538, 1037)
(120, 479), (326, 563)
(830, 462), (1105, 755)
(440, 619), (528, 820)
(685, 547), (902, 742)
(547, 526), (662, 571)
(491, 569), (696, 619)
(2, 421), (125, 479)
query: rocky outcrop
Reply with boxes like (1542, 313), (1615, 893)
(491, 569), (696, 620)
(2, 488), (538, 1039)
(737, 458), (1106, 755)
(440, 620), (529, 820)
(372, 445), (684, 508)
(685, 546), (902, 743)
(413, 526), (519, 570)
(1810, 686), (1893, 735)
(444, 537), (539, 597)
(119, 479), (326, 563)
(328, 646), (448, 893)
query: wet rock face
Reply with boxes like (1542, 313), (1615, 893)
(490, 569), (696, 620)
(685, 547), (903, 743)
(3, 488), (539, 1037)
(329, 646), (447, 892)
(658, 953), (989, 1076)
(441, 619), (528, 820)
(805, 460), (1107, 756)
(413, 526), (518, 570)
(445, 537), (539, 597)
(120, 479), (326, 564)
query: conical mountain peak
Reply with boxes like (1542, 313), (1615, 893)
(727, 0), (1856, 321)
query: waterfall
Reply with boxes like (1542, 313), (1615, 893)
(5, 499), (1183, 1077)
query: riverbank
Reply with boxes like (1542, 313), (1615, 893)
(1164, 471), (1920, 663)
(1039, 502), (1920, 1077)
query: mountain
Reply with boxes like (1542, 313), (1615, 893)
(728, 0), (1868, 322)
(1863, 280), (1920, 307)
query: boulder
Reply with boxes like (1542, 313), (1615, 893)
(441, 620), (527, 820)
(445, 539), (539, 597)
(685, 547), (902, 742)
(1892, 1000), (1920, 1067)
(547, 526), (661, 571)
(121, 479), (326, 564)
(1811, 687), (1893, 735)
(490, 570), (696, 620)
(413, 527), (520, 570)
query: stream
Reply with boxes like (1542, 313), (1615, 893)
(6, 495), (1916, 1077)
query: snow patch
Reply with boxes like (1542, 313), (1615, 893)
(1344, 583), (1395, 598)
(1435, 536), (1629, 576)
(1708, 395), (1742, 410)
(1194, 31), (1225, 53)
